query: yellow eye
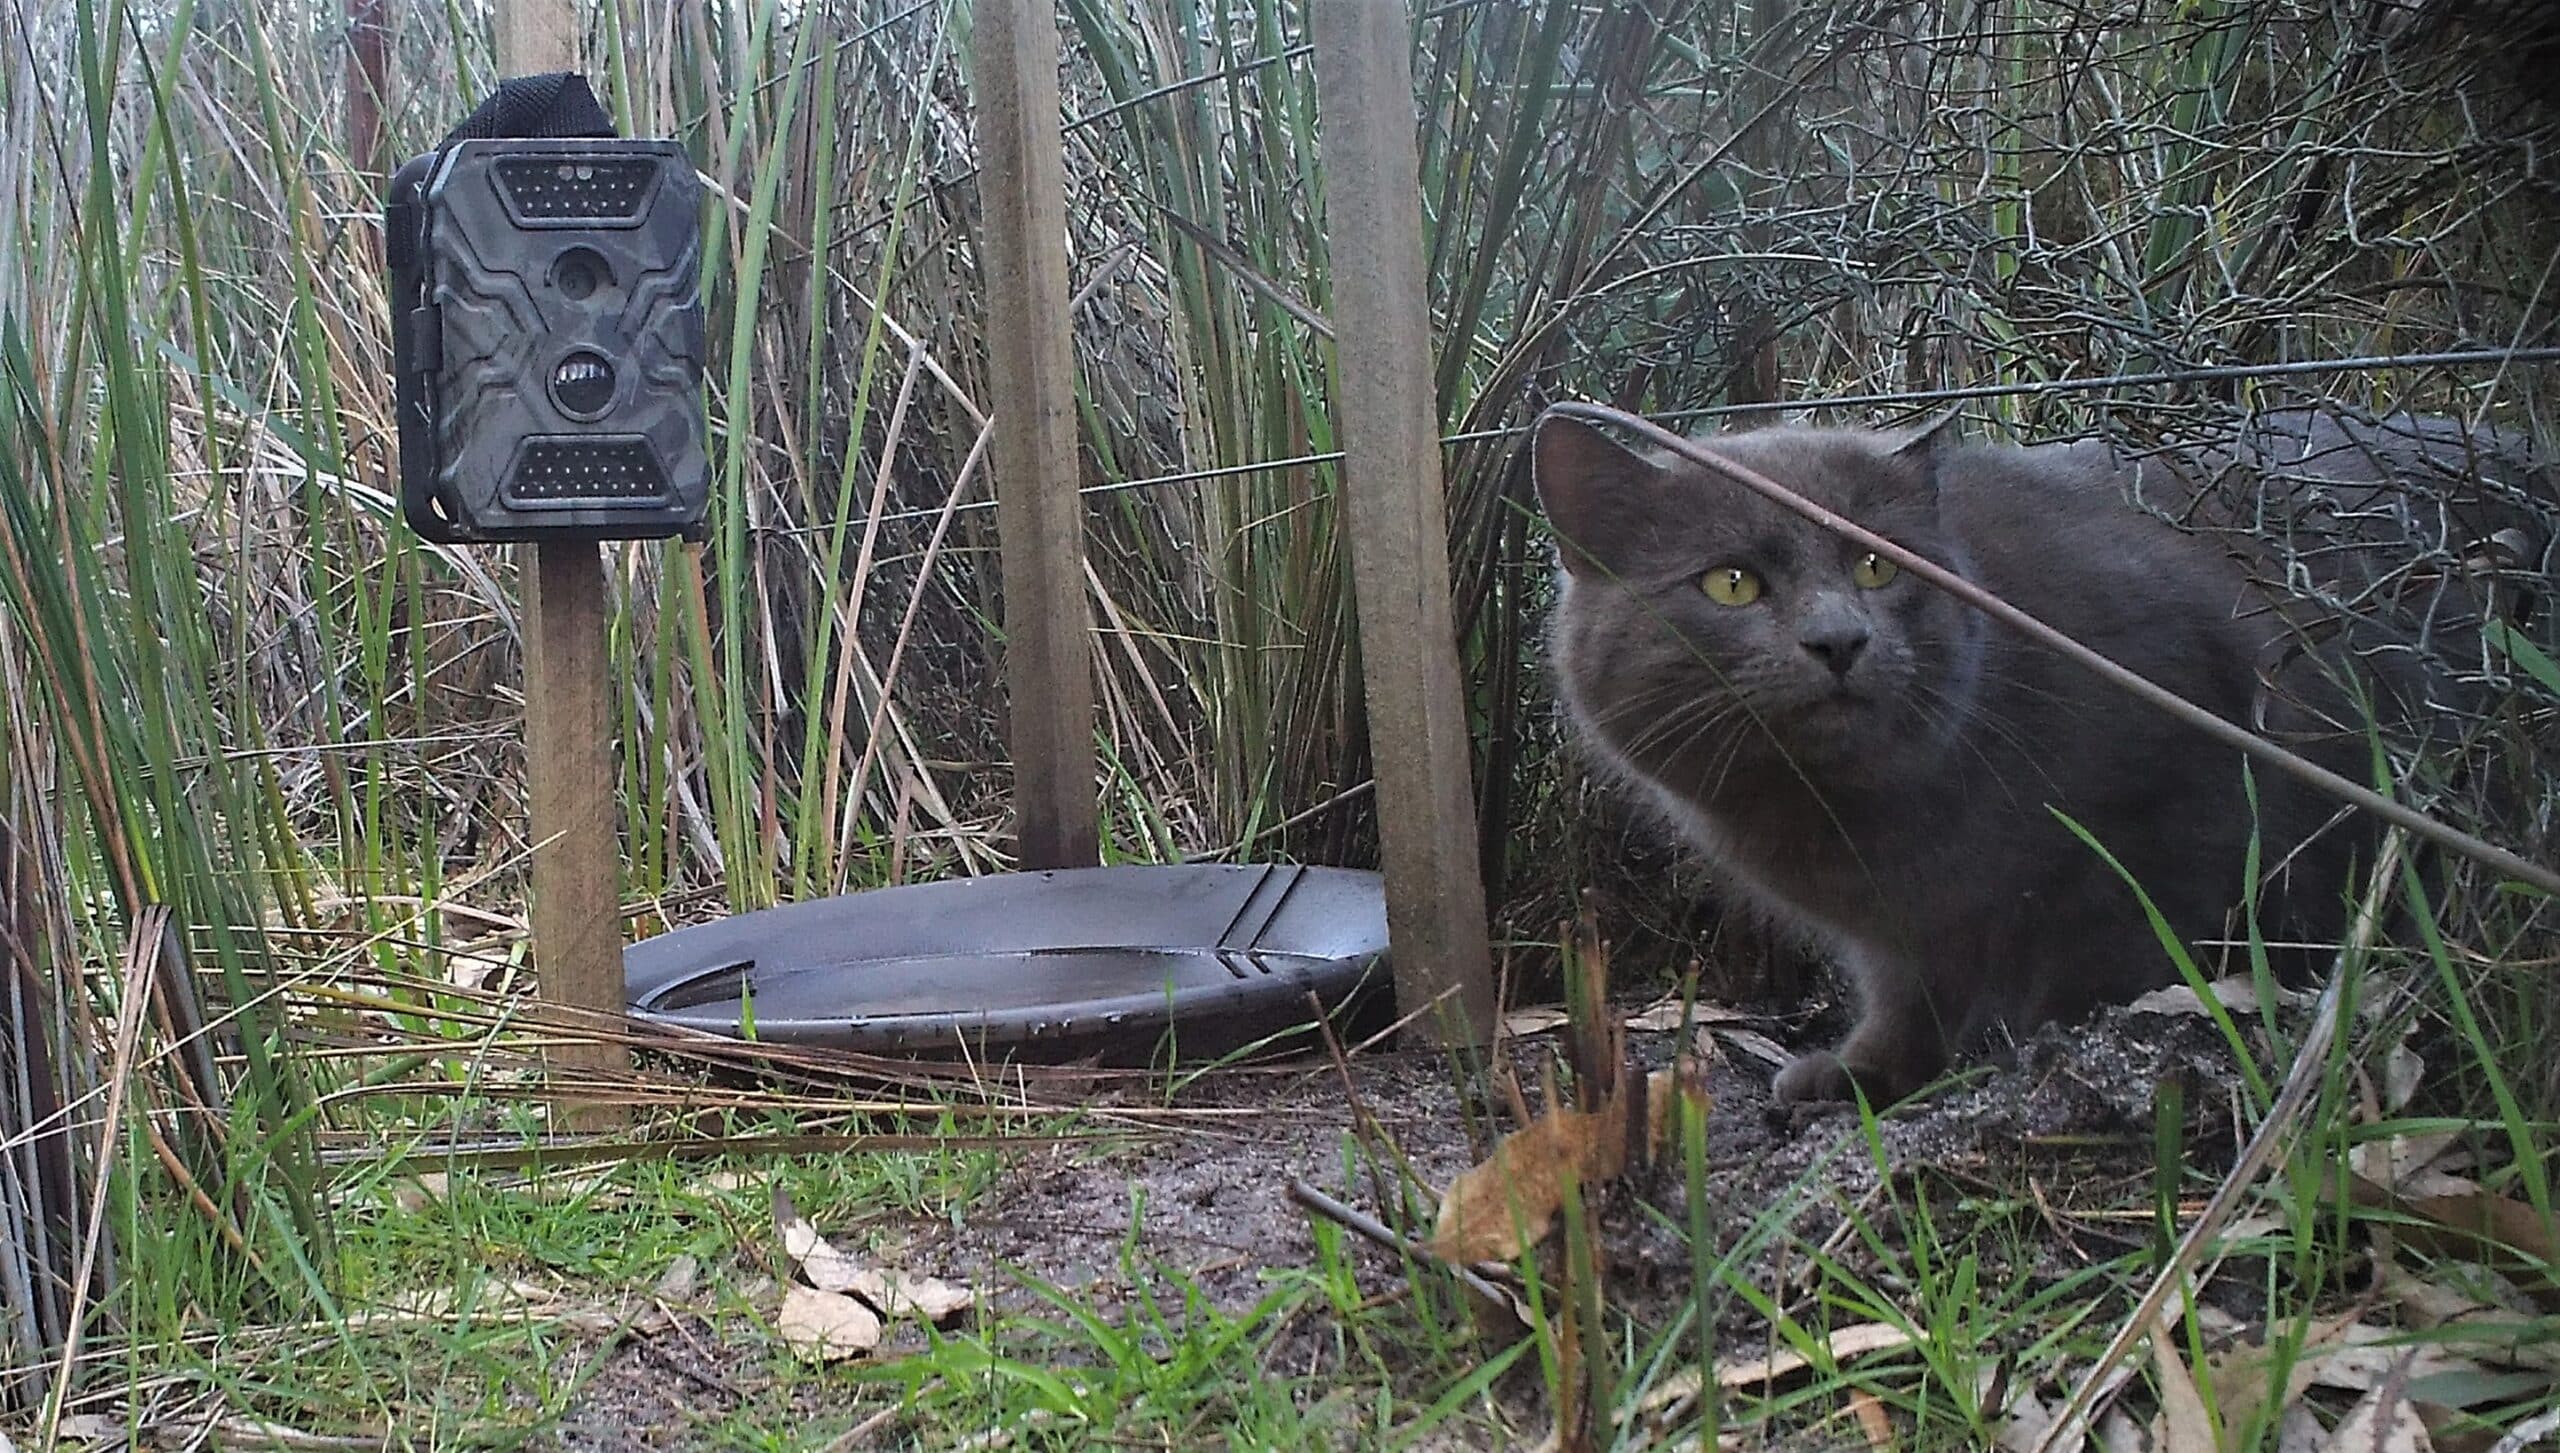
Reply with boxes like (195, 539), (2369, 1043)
(1701, 566), (1763, 606)
(1851, 552), (1898, 589)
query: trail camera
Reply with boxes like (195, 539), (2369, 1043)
(387, 74), (708, 543)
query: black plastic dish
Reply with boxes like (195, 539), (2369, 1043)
(623, 863), (1393, 1065)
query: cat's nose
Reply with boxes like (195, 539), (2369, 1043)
(1799, 620), (1871, 677)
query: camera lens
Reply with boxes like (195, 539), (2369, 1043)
(550, 349), (618, 419)
(551, 247), (612, 301)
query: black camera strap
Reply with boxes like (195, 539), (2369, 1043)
(441, 72), (618, 144)
(390, 74), (617, 271)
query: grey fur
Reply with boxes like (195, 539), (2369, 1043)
(1531, 408), (2530, 1106)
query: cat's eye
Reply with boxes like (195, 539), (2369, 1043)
(1701, 566), (1763, 606)
(1851, 552), (1899, 589)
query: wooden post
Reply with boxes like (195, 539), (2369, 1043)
(497, 0), (630, 1123)
(972, 0), (1100, 870)
(345, 0), (389, 184)
(1309, 0), (1496, 1045)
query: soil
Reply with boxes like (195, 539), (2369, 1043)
(546, 986), (2269, 1451)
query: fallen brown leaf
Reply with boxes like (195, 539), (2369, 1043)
(776, 1284), (882, 1362)
(775, 1188), (869, 1293)
(2427, 1316), (2560, 1379)
(2382, 1272), (2560, 1373)
(2383, 1271), (2498, 1328)
(1850, 1389), (1898, 1450)
(2150, 1326), (2219, 1453)
(2324, 1380), (2435, 1453)
(1632, 1323), (1916, 1424)
(2350, 1131), (2478, 1202)
(549, 1299), (674, 1337)
(1711, 1027), (1793, 1071)
(846, 1266), (975, 1324)
(2205, 1312), (2363, 1437)
(2301, 1329), (2505, 1400)
(2397, 1189), (2560, 1266)
(1502, 1007), (1572, 1037)
(2094, 1408), (2154, 1453)
(2383, 1042), (2425, 1116)
(1702, 1322), (1916, 1398)
(1431, 995), (1703, 1265)
(2488, 1409), (2560, 1453)
(2206, 1312), (2518, 1440)
(2351, 1176), (2560, 1286)
(2130, 978), (2264, 1017)
(1623, 995), (1752, 1033)
(2277, 1404), (2328, 1453)
(772, 1187), (973, 1325)
(205, 1418), (389, 1450)
(1432, 1104), (1621, 1264)
(1991, 1379), (2071, 1453)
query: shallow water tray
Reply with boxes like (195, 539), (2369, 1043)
(623, 863), (1392, 1064)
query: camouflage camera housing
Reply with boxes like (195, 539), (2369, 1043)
(389, 138), (708, 543)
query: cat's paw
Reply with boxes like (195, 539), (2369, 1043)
(1772, 1050), (1857, 1105)
(1773, 1049), (1913, 1107)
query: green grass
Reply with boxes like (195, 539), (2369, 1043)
(102, 1113), (1012, 1446)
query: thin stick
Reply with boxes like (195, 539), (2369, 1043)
(1543, 401), (2560, 899)
(1646, 346), (2560, 427)
(1184, 779), (1376, 862)
(1285, 1177), (1521, 1314)
(807, 346), (2560, 532)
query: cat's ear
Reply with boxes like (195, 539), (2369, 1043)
(1533, 414), (1660, 578)
(1889, 406), (1964, 460)
(1887, 407), (1962, 496)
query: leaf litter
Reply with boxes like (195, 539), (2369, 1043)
(768, 1185), (974, 1363)
(1434, 926), (1711, 1265)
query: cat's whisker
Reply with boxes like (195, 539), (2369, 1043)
(1589, 684), (1733, 736)
(1940, 658), (2096, 717)
(1907, 686), (2046, 803)
(1593, 677), (1772, 764)
(1627, 701), (1755, 770)
(1581, 672), (1738, 723)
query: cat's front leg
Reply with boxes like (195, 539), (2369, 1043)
(1774, 958), (1950, 1106)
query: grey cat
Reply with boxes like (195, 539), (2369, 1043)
(1532, 406), (2537, 1106)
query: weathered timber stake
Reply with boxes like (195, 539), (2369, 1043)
(498, 0), (631, 1125)
(1309, 0), (1496, 1046)
(973, 0), (1101, 870)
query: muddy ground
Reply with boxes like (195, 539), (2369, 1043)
(549, 987), (2264, 1450)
